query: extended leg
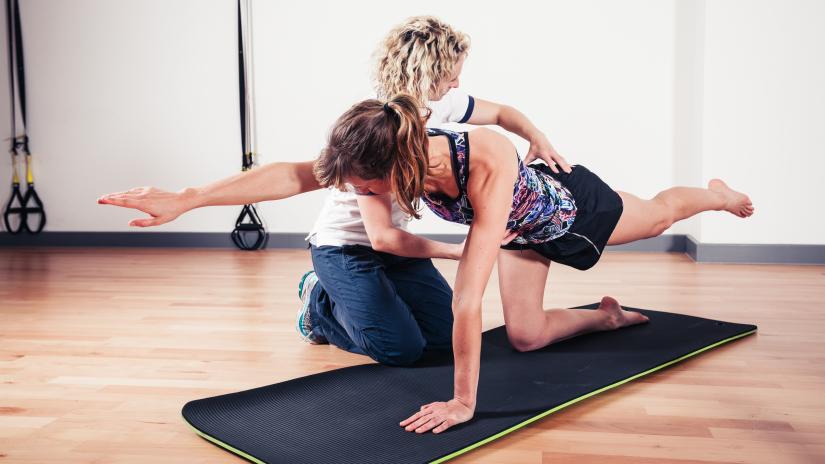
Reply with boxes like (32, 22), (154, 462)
(608, 179), (753, 246)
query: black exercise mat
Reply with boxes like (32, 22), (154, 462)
(182, 304), (756, 463)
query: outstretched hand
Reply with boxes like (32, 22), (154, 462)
(400, 398), (474, 434)
(97, 186), (190, 227)
(523, 132), (572, 174)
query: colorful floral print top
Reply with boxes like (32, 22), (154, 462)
(422, 128), (577, 244)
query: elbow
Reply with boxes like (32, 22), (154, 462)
(368, 231), (392, 252)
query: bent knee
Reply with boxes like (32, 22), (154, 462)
(363, 335), (425, 366)
(506, 330), (543, 353)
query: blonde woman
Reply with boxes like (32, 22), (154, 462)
(98, 16), (568, 367)
(304, 16), (570, 364)
(314, 93), (753, 433)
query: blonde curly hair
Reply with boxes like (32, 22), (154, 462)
(373, 16), (470, 106)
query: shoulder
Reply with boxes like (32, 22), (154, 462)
(465, 128), (518, 191)
(467, 128), (516, 167)
(428, 89), (474, 125)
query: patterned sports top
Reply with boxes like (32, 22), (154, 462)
(422, 128), (577, 244)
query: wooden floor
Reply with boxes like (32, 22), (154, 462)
(1, 248), (824, 463)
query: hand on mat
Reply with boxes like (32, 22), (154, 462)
(524, 132), (571, 174)
(97, 187), (190, 227)
(400, 398), (474, 434)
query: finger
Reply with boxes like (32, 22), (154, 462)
(99, 197), (142, 210)
(548, 161), (560, 174)
(415, 417), (441, 434)
(129, 217), (162, 228)
(100, 189), (133, 198)
(400, 410), (424, 427)
(556, 157), (573, 174)
(501, 231), (518, 246)
(406, 413), (435, 432)
(523, 153), (536, 164)
(433, 419), (451, 434)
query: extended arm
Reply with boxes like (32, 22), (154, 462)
(468, 98), (571, 172)
(358, 193), (463, 260)
(400, 129), (517, 434)
(98, 160), (320, 227)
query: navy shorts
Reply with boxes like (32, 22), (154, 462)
(501, 164), (623, 271)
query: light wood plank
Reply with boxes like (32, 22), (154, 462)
(1, 247), (823, 463)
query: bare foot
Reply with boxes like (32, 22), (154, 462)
(598, 296), (649, 330)
(708, 179), (754, 218)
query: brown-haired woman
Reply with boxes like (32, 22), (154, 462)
(315, 94), (754, 434)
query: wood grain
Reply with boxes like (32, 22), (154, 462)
(1, 248), (823, 463)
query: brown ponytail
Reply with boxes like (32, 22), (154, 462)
(315, 94), (431, 219)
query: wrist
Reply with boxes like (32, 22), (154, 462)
(449, 242), (463, 260)
(453, 395), (476, 410)
(178, 187), (202, 211)
(527, 129), (547, 144)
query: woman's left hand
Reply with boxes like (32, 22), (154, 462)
(501, 229), (518, 246)
(524, 132), (572, 174)
(400, 398), (475, 434)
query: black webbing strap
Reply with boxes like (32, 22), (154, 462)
(231, 0), (266, 250)
(3, 0), (45, 235)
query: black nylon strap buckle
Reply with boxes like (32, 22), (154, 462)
(231, 203), (268, 251)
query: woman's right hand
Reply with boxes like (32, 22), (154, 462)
(97, 186), (195, 227)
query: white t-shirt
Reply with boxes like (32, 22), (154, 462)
(307, 89), (475, 247)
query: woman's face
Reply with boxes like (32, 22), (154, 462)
(428, 54), (466, 102)
(348, 176), (392, 196)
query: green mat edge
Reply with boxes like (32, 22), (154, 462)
(181, 328), (757, 464)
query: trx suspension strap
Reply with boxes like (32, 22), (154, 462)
(231, 0), (267, 250)
(3, 0), (44, 235)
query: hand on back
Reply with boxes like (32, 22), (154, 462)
(523, 132), (572, 174)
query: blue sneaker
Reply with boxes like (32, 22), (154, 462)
(297, 270), (326, 344)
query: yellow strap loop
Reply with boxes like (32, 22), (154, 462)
(25, 154), (33, 184)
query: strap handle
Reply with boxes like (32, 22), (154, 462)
(232, 0), (266, 250)
(3, 0), (45, 235)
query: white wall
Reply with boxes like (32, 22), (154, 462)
(699, 0), (825, 244)
(2, 0), (241, 232)
(0, 0), (822, 244)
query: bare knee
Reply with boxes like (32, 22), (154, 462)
(506, 328), (543, 352)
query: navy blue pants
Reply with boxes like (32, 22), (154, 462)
(309, 244), (453, 366)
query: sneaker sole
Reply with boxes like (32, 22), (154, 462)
(296, 271), (318, 343)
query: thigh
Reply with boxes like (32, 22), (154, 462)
(311, 246), (424, 344)
(384, 257), (454, 347)
(497, 248), (551, 331)
(607, 191), (668, 246)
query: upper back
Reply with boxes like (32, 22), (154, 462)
(422, 128), (578, 244)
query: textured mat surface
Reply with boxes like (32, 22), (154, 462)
(182, 304), (756, 464)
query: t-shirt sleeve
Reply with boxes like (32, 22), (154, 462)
(444, 89), (475, 124)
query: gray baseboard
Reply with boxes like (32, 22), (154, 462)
(607, 234), (687, 253)
(1, 232), (823, 265)
(685, 235), (825, 265)
(0, 232), (309, 248)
